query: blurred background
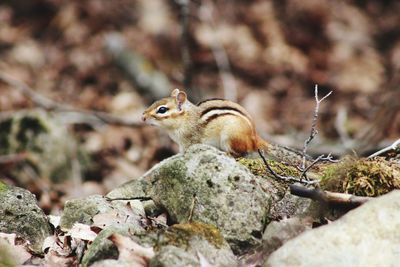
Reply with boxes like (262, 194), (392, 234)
(0, 0), (399, 214)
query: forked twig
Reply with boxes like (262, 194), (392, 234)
(301, 85), (332, 172)
(258, 85), (333, 185)
(257, 149), (318, 185)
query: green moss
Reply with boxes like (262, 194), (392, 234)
(237, 158), (300, 178)
(320, 157), (400, 197)
(159, 222), (224, 250)
(158, 160), (187, 181)
(0, 119), (12, 154)
(0, 181), (7, 192)
(15, 116), (48, 152)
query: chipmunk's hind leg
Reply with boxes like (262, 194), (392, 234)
(221, 127), (257, 157)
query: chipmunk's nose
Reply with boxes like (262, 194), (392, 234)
(142, 115), (146, 122)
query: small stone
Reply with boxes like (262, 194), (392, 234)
(0, 182), (51, 254)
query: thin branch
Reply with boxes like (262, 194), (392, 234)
(0, 73), (143, 127)
(105, 196), (152, 201)
(301, 85), (332, 171)
(300, 153), (338, 179)
(188, 194), (197, 222)
(368, 138), (400, 158)
(258, 149), (318, 185)
(290, 184), (371, 208)
(257, 85), (333, 186)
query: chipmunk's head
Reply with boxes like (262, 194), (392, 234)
(142, 89), (190, 129)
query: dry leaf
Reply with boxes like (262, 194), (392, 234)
(0, 233), (32, 265)
(48, 215), (61, 229)
(67, 223), (97, 242)
(109, 233), (154, 267)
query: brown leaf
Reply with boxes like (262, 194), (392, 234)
(109, 233), (154, 266)
(66, 223), (97, 242)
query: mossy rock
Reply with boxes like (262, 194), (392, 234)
(320, 157), (400, 196)
(0, 183), (51, 254)
(157, 222), (225, 250)
(0, 110), (89, 183)
(109, 144), (271, 255)
(154, 222), (236, 267)
(237, 158), (301, 178)
(150, 245), (199, 267)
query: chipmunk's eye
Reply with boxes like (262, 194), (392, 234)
(156, 106), (169, 114)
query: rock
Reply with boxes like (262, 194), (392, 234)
(0, 182), (51, 254)
(61, 195), (111, 230)
(91, 259), (132, 267)
(269, 189), (314, 220)
(150, 245), (200, 267)
(265, 190), (400, 267)
(154, 222), (237, 267)
(65, 195), (148, 267)
(108, 144), (271, 254)
(238, 217), (313, 266)
(81, 226), (131, 267)
(0, 110), (87, 183)
(60, 195), (146, 231)
(262, 217), (312, 254)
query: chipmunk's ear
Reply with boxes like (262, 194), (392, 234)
(171, 88), (180, 97)
(176, 91), (187, 111)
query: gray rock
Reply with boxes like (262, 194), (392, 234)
(60, 195), (145, 231)
(81, 227), (126, 267)
(0, 182), (51, 253)
(265, 190), (400, 267)
(155, 222), (237, 267)
(262, 217), (312, 253)
(108, 145), (271, 254)
(269, 189), (314, 220)
(0, 110), (87, 183)
(60, 195), (113, 230)
(90, 259), (132, 267)
(150, 246), (200, 267)
(238, 217), (312, 266)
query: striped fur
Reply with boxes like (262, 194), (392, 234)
(198, 99), (254, 129)
(142, 89), (268, 156)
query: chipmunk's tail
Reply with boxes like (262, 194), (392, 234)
(256, 136), (270, 152)
(257, 136), (309, 165)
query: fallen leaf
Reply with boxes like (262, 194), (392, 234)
(109, 233), (154, 267)
(66, 223), (97, 241)
(0, 234), (32, 265)
(48, 215), (61, 229)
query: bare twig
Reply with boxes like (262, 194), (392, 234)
(106, 196), (152, 201)
(0, 73), (143, 127)
(299, 153), (338, 179)
(258, 149), (318, 185)
(198, 1), (237, 102)
(290, 184), (371, 208)
(368, 138), (400, 158)
(188, 194), (197, 222)
(301, 85), (332, 171)
(258, 85), (333, 186)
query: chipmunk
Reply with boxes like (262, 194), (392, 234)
(142, 89), (269, 157)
